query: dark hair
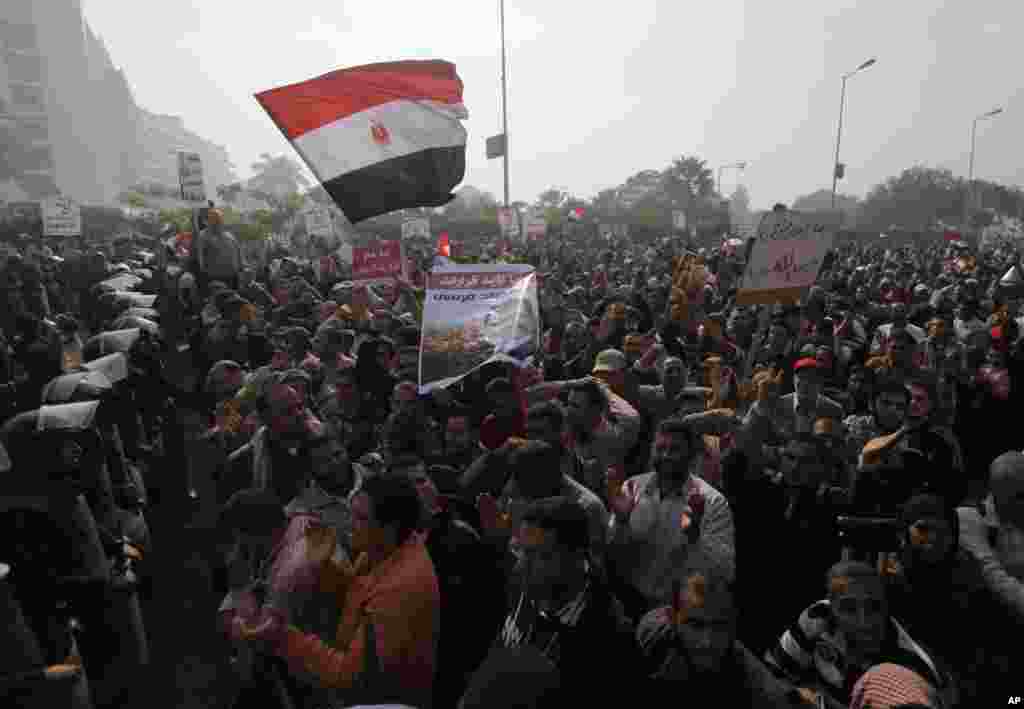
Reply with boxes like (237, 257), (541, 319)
(358, 473), (422, 545)
(520, 497), (591, 553)
(527, 401), (565, 430)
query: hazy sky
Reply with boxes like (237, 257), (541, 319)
(83, 0), (1022, 210)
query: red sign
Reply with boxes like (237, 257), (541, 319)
(352, 240), (403, 282)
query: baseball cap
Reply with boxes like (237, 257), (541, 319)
(592, 349), (627, 374)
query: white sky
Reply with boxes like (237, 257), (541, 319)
(83, 0), (1023, 210)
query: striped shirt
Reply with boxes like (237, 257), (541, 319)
(765, 599), (946, 705)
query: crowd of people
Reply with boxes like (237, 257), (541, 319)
(1, 205), (1023, 709)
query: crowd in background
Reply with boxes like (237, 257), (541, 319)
(2, 207), (1023, 709)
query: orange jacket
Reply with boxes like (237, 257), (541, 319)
(281, 535), (440, 707)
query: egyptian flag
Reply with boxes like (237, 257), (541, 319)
(255, 60), (468, 223)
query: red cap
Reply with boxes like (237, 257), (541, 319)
(794, 357), (820, 373)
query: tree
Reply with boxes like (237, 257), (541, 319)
(536, 188), (569, 210)
(662, 156), (716, 207)
(249, 153), (310, 198)
(158, 208), (193, 233)
(216, 182), (245, 204)
(589, 188), (620, 218)
(858, 167), (965, 233)
(118, 191), (148, 209)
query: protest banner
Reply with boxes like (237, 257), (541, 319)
(735, 209), (837, 305)
(351, 239), (404, 285)
(419, 264), (539, 393)
(177, 151), (207, 203)
(401, 217), (430, 240)
(41, 195), (82, 237)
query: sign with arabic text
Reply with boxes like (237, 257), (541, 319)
(351, 240), (404, 284)
(419, 264), (539, 392)
(736, 209), (837, 305)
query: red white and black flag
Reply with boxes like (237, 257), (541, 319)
(255, 60), (468, 223)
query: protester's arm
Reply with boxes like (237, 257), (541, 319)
(696, 494), (736, 582)
(281, 584), (427, 690)
(682, 409), (741, 438)
(458, 447), (512, 500)
(523, 377), (588, 406)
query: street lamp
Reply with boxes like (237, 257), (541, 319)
(963, 107), (1004, 232)
(831, 57), (877, 209)
(717, 161), (747, 196)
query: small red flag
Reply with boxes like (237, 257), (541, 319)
(438, 232), (451, 257)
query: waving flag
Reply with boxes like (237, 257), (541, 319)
(255, 60), (468, 223)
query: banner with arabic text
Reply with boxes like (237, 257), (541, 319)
(419, 264), (539, 392)
(736, 210), (838, 305)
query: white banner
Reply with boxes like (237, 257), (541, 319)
(177, 151), (207, 203)
(42, 195), (82, 237)
(419, 264), (539, 392)
(401, 217), (431, 240)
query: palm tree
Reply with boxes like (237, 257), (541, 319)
(248, 153), (311, 198)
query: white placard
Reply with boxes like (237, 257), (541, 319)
(736, 210), (837, 304)
(42, 195), (82, 237)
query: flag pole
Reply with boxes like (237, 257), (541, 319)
(499, 0), (510, 208)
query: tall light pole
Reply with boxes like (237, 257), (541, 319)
(963, 107), (1003, 233)
(499, 0), (510, 208)
(831, 58), (876, 209)
(717, 161), (747, 196)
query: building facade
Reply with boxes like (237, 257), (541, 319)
(0, 0), (236, 206)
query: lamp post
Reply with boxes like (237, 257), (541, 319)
(831, 58), (876, 209)
(963, 107), (1003, 233)
(716, 161), (747, 196)
(499, 0), (510, 208)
